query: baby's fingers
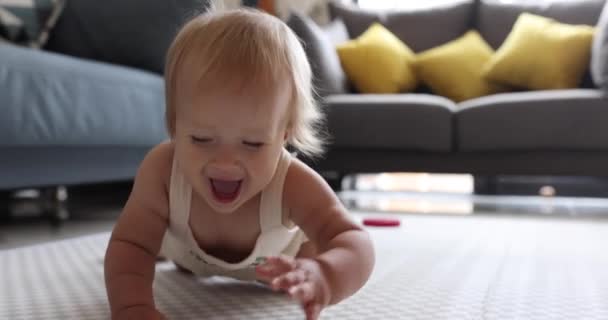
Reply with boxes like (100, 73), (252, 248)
(304, 302), (322, 320)
(272, 269), (307, 291)
(256, 256), (296, 282)
(288, 281), (315, 304)
(267, 256), (297, 269)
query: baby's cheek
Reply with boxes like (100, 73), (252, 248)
(251, 158), (273, 178)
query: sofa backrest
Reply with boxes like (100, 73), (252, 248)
(45, 0), (210, 74)
(328, 0), (606, 90)
(475, 0), (606, 50)
(329, 1), (477, 53)
(475, 0), (606, 89)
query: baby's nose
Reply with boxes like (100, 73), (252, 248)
(213, 148), (237, 164)
(209, 161), (239, 172)
(209, 151), (241, 174)
(208, 161), (242, 179)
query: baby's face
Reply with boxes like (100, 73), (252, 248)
(174, 77), (291, 214)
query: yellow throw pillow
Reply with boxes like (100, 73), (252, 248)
(337, 23), (417, 93)
(414, 30), (507, 102)
(484, 13), (595, 90)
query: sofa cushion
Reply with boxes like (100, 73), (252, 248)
(591, 1), (608, 91)
(324, 94), (456, 151)
(45, 0), (209, 74)
(0, 43), (167, 147)
(337, 23), (417, 94)
(476, 0), (605, 49)
(287, 12), (349, 96)
(457, 89), (608, 151)
(383, 0), (475, 53)
(415, 30), (506, 102)
(483, 13), (595, 90)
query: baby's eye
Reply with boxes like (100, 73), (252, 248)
(243, 141), (264, 148)
(191, 136), (212, 144)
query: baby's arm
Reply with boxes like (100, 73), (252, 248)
(104, 143), (173, 319)
(270, 159), (374, 311)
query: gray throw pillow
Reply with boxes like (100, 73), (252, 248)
(321, 16), (350, 46)
(287, 12), (349, 97)
(45, 0), (209, 74)
(592, 2), (608, 91)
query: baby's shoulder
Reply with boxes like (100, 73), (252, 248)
(282, 157), (328, 208)
(137, 140), (175, 187)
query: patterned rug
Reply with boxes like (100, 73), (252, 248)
(1, 214), (608, 319)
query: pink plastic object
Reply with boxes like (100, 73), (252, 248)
(363, 218), (401, 227)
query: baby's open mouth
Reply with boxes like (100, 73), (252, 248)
(210, 179), (242, 203)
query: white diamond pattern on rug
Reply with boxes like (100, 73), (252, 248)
(1, 215), (608, 319)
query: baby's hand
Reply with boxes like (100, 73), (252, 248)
(256, 256), (331, 320)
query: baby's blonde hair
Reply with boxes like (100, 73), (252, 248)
(164, 5), (325, 158)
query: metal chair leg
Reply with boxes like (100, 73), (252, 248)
(41, 186), (69, 223)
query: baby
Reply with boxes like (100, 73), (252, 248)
(104, 5), (374, 320)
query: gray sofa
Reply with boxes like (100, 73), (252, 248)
(1, 0), (608, 196)
(289, 0), (608, 191)
(0, 43), (166, 190)
(0, 1), (210, 191)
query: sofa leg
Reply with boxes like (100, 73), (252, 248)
(0, 191), (12, 222)
(41, 186), (69, 223)
(473, 175), (499, 195)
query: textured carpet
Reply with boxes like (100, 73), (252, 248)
(1, 214), (608, 319)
